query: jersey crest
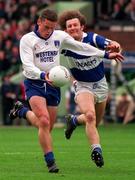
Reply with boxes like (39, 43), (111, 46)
(54, 40), (60, 48)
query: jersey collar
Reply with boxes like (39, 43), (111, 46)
(80, 32), (87, 42)
(33, 24), (53, 41)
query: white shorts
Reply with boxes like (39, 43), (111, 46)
(73, 77), (109, 103)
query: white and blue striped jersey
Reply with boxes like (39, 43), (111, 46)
(61, 32), (111, 82)
(20, 29), (108, 80)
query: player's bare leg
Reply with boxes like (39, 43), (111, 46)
(76, 92), (104, 167)
(9, 98), (59, 173)
(76, 93), (99, 142)
(65, 92), (104, 167)
(48, 106), (58, 131)
(29, 96), (59, 172)
(95, 101), (107, 126)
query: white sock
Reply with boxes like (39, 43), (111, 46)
(91, 144), (101, 151)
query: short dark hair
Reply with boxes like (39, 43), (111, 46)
(39, 9), (58, 22)
(59, 10), (86, 30)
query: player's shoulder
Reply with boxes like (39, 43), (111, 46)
(83, 31), (96, 38)
(53, 30), (69, 37)
(21, 31), (36, 42)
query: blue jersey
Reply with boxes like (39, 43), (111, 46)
(61, 32), (110, 82)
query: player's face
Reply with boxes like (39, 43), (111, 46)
(65, 18), (84, 41)
(38, 18), (57, 39)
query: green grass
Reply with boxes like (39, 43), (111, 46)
(0, 124), (135, 180)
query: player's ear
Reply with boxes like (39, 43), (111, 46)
(37, 18), (41, 25)
(81, 25), (84, 31)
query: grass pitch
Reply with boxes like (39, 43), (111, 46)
(0, 124), (135, 180)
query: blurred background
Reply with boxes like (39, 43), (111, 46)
(0, 0), (135, 126)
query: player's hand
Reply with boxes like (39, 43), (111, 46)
(106, 41), (121, 53)
(108, 52), (124, 62)
(45, 73), (54, 86)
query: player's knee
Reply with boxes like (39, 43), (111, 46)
(38, 115), (50, 128)
(85, 111), (96, 124)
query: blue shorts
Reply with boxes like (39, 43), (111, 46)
(24, 79), (61, 106)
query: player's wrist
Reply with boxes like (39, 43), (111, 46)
(40, 72), (46, 80)
(104, 52), (109, 59)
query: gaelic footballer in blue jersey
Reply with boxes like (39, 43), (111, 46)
(59, 10), (123, 168)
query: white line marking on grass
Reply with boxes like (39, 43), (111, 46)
(106, 152), (135, 154)
(2, 152), (41, 155)
(3, 152), (68, 155)
(1, 151), (135, 156)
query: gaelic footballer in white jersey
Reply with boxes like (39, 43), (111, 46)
(20, 29), (109, 81)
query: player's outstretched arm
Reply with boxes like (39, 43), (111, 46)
(108, 52), (124, 62)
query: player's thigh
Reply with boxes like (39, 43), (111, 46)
(48, 106), (58, 130)
(95, 101), (107, 125)
(29, 96), (49, 118)
(76, 92), (95, 114)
